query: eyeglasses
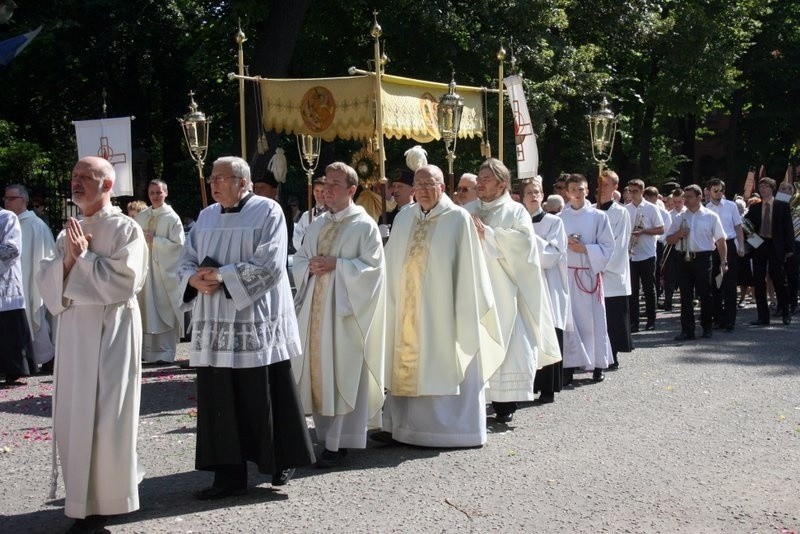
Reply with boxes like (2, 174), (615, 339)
(206, 174), (239, 184)
(457, 187), (473, 193)
(3, 196), (23, 202)
(414, 182), (440, 190)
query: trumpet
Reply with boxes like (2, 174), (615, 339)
(680, 219), (694, 262)
(629, 210), (644, 256)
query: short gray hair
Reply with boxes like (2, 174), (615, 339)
(214, 156), (251, 189)
(414, 164), (445, 184)
(5, 184), (29, 202)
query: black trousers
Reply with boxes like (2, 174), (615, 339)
(629, 256), (657, 326)
(661, 246), (679, 309)
(533, 328), (564, 396)
(785, 241), (800, 312)
(712, 238), (739, 327)
(752, 238), (789, 322)
(677, 251), (713, 334)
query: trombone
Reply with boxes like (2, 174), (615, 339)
(679, 219), (695, 262)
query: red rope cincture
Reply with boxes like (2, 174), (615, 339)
(569, 266), (603, 302)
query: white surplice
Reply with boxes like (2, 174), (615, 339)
(37, 205), (148, 519)
(598, 201), (632, 298)
(292, 205), (327, 251)
(136, 204), (184, 362)
(292, 204), (386, 450)
(179, 194), (300, 368)
(532, 211), (572, 331)
(382, 195), (505, 447)
(468, 193), (561, 403)
(18, 210), (56, 364)
(559, 202), (615, 370)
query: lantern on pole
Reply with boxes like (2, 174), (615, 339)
(438, 76), (464, 194)
(178, 91), (211, 208)
(587, 96), (618, 177)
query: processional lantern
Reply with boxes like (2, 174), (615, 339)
(438, 76), (464, 194)
(178, 91), (211, 208)
(297, 134), (321, 221)
(587, 96), (618, 177)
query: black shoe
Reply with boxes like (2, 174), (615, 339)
(562, 369), (574, 386)
(749, 320), (769, 326)
(783, 314), (792, 325)
(607, 361), (620, 370)
(702, 329), (712, 338)
(592, 369), (605, 382)
(534, 393), (554, 405)
(494, 412), (514, 423)
(674, 332), (695, 341)
(315, 448), (348, 468)
(369, 431), (397, 444)
(194, 485), (247, 500)
(66, 516), (109, 534)
(644, 322), (655, 331)
(630, 325), (640, 333)
(271, 467), (295, 486)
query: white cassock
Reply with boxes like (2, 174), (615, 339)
(383, 195), (505, 447)
(559, 202), (615, 371)
(292, 205), (327, 251)
(292, 204), (386, 450)
(136, 204), (184, 362)
(18, 210), (56, 364)
(532, 211), (571, 331)
(37, 205), (148, 519)
(467, 193), (561, 403)
(598, 200), (632, 297)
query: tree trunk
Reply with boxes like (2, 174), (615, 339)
(639, 102), (656, 179)
(726, 89), (744, 195)
(676, 114), (696, 186)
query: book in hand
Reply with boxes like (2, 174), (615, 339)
(199, 256), (231, 299)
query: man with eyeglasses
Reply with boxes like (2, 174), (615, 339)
(705, 178), (745, 331)
(466, 159), (560, 423)
(293, 162), (386, 468)
(455, 172), (478, 209)
(179, 156), (314, 499)
(4, 184), (56, 370)
(378, 164), (504, 447)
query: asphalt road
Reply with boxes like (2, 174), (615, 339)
(1, 303), (798, 533)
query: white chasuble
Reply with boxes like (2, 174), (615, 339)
(382, 196), (504, 447)
(292, 204), (386, 428)
(136, 204), (184, 361)
(559, 202), (615, 370)
(469, 193), (561, 403)
(37, 205), (148, 518)
(18, 210), (56, 363)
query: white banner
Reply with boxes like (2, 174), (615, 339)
(74, 117), (133, 197)
(503, 75), (538, 179)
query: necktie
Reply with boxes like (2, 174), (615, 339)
(762, 202), (772, 238)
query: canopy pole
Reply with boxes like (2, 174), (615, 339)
(497, 45), (506, 162)
(236, 24), (247, 159)
(371, 14), (386, 185)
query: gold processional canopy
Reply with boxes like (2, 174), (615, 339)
(258, 73), (485, 143)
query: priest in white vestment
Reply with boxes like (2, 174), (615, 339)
(179, 156), (314, 500)
(559, 174), (615, 382)
(135, 179), (185, 363)
(4, 184), (56, 366)
(379, 164), (505, 448)
(595, 170), (633, 369)
(37, 157), (148, 532)
(523, 178), (571, 404)
(467, 159), (561, 423)
(293, 162), (385, 467)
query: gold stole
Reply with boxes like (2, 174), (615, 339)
(308, 219), (342, 411)
(392, 216), (434, 396)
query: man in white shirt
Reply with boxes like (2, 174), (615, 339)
(660, 188), (686, 311)
(624, 179), (664, 332)
(292, 177), (327, 251)
(705, 178), (745, 331)
(666, 185), (727, 340)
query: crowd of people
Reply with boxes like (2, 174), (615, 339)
(1, 154), (797, 533)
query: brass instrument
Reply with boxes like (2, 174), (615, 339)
(680, 219), (694, 262)
(629, 210), (645, 256)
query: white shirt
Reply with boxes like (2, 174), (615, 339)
(624, 200), (664, 261)
(706, 198), (742, 240)
(668, 206), (726, 252)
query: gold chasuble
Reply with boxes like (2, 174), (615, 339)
(308, 219), (343, 410)
(392, 216), (434, 396)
